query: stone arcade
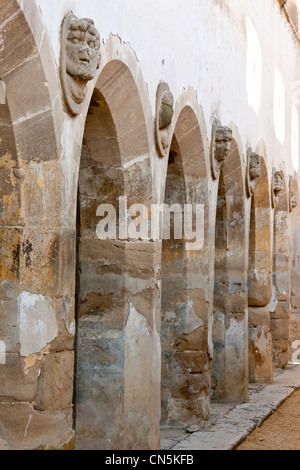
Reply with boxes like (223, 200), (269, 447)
(0, 0), (300, 451)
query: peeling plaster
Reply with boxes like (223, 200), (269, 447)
(0, 341), (6, 365)
(125, 303), (150, 358)
(228, 276), (244, 294)
(268, 284), (278, 313)
(18, 292), (58, 357)
(184, 298), (204, 334)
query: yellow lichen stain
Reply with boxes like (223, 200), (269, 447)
(0, 229), (20, 282)
(20, 232), (59, 292)
(0, 152), (15, 169)
(3, 193), (17, 204)
(33, 432), (75, 451)
(37, 175), (45, 188)
(24, 345), (50, 373)
(2, 193), (19, 223)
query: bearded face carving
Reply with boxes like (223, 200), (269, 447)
(246, 150), (261, 197)
(271, 170), (284, 208)
(60, 12), (101, 115)
(249, 153), (261, 181)
(210, 120), (233, 179)
(273, 171), (284, 193)
(66, 17), (100, 81)
(214, 126), (233, 164)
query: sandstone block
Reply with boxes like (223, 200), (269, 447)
(0, 10), (37, 77)
(4, 55), (51, 123)
(170, 372), (208, 399)
(0, 402), (73, 450)
(15, 109), (57, 163)
(0, 353), (40, 402)
(174, 351), (207, 374)
(248, 306), (270, 328)
(270, 318), (290, 341)
(34, 351), (74, 411)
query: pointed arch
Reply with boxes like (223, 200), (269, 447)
(212, 126), (248, 404)
(160, 89), (211, 427)
(74, 39), (159, 450)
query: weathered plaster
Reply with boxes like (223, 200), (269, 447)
(18, 292), (58, 357)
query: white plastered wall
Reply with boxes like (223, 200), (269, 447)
(34, 0), (300, 182)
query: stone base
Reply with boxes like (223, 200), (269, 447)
(290, 312), (300, 363)
(248, 307), (273, 383)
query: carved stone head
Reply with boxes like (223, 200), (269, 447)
(249, 153), (261, 181)
(210, 120), (233, 179)
(246, 149), (261, 197)
(271, 170), (284, 208)
(290, 192), (297, 211)
(155, 82), (174, 158)
(60, 12), (101, 116)
(273, 171), (284, 193)
(159, 90), (174, 130)
(214, 125), (233, 164)
(66, 17), (101, 82)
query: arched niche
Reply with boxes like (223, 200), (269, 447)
(75, 58), (159, 450)
(271, 170), (291, 368)
(160, 103), (210, 428)
(247, 152), (273, 383)
(212, 134), (248, 404)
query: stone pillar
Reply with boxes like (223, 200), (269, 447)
(247, 156), (273, 384)
(211, 135), (248, 404)
(248, 307), (273, 382)
(271, 182), (291, 368)
(75, 239), (161, 450)
(0, 1), (75, 449)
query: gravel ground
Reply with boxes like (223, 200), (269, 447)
(236, 389), (300, 450)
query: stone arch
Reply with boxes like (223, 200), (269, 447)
(247, 146), (273, 383)
(212, 127), (248, 404)
(271, 168), (291, 368)
(160, 89), (211, 428)
(0, 1), (74, 451)
(74, 44), (159, 450)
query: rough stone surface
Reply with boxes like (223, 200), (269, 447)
(163, 365), (300, 450)
(0, 402), (73, 450)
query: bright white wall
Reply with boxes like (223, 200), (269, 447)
(36, 0), (300, 176)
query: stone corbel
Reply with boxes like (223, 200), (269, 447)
(155, 82), (174, 158)
(271, 169), (284, 208)
(210, 119), (233, 180)
(246, 148), (261, 197)
(60, 11), (101, 116)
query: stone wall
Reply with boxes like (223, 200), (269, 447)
(0, 0), (299, 451)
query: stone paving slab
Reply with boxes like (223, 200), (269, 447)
(163, 364), (300, 451)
